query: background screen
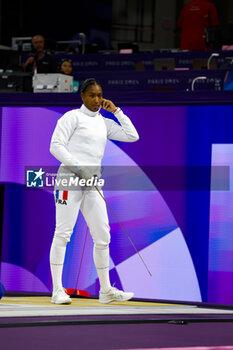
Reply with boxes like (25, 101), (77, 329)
(1, 105), (233, 304)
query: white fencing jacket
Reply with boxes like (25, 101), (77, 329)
(50, 104), (139, 170)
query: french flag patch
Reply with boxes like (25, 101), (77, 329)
(55, 190), (68, 201)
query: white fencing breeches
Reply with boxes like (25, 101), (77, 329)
(54, 189), (110, 246)
(50, 188), (111, 292)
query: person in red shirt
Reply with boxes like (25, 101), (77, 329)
(178, 0), (219, 50)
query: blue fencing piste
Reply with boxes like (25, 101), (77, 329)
(0, 282), (5, 300)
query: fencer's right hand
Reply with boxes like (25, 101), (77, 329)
(71, 166), (93, 181)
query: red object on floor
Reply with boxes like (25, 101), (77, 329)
(65, 288), (90, 298)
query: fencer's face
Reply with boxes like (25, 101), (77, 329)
(61, 61), (72, 75)
(32, 35), (45, 52)
(81, 84), (103, 112)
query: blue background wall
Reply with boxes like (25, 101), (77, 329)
(0, 103), (233, 304)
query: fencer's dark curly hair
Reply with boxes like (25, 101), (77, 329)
(80, 78), (102, 94)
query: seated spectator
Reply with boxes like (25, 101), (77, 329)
(178, 0), (219, 51)
(60, 58), (79, 92)
(23, 35), (57, 73)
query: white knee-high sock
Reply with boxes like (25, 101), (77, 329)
(50, 236), (67, 291)
(93, 244), (111, 292)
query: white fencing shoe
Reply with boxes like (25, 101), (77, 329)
(51, 287), (72, 304)
(99, 287), (134, 304)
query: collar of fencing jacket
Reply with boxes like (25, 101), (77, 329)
(81, 104), (100, 117)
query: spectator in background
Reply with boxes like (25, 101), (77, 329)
(178, 0), (219, 51)
(23, 35), (57, 73)
(60, 58), (79, 92)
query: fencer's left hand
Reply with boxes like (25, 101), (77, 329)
(101, 99), (117, 113)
